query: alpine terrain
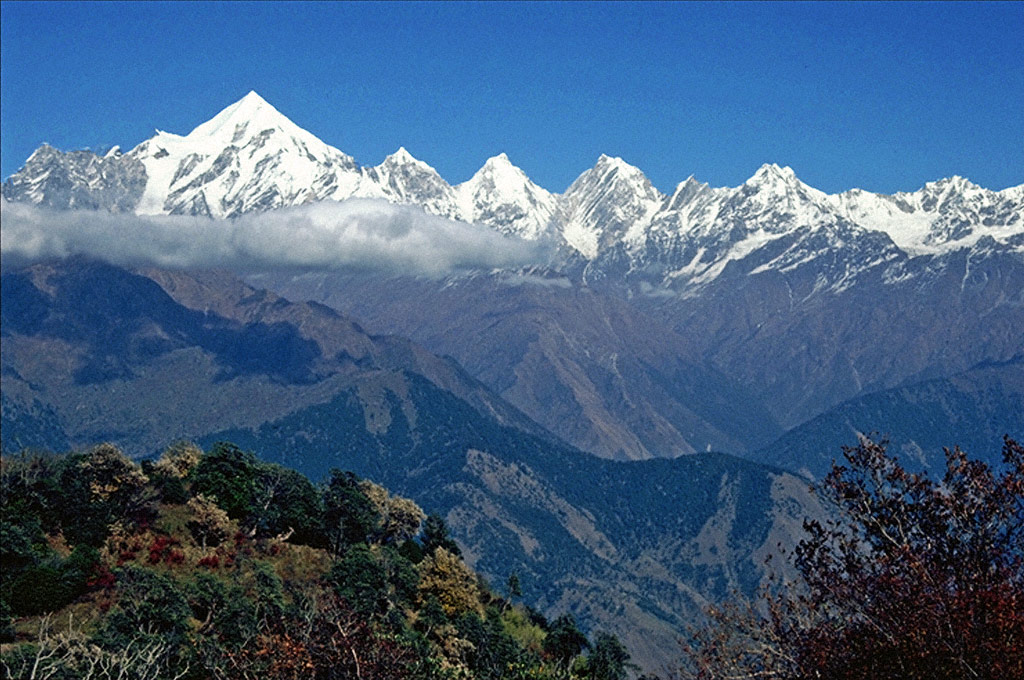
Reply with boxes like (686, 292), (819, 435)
(3, 91), (1022, 669)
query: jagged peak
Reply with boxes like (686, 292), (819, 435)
(26, 143), (60, 162)
(747, 162), (799, 185)
(923, 175), (981, 193)
(482, 152), (514, 168)
(379, 146), (441, 175)
(595, 154), (640, 172)
(674, 174), (704, 190)
(586, 154), (653, 184)
(665, 175), (709, 210)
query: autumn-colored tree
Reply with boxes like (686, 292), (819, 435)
(360, 479), (426, 544)
(417, 547), (484, 618)
(187, 493), (234, 549)
(79, 443), (149, 503)
(153, 441), (202, 479)
(680, 436), (1024, 680)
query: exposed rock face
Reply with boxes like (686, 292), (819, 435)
(2, 144), (147, 212)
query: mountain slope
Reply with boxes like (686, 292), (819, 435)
(201, 369), (820, 671)
(0, 258), (824, 672)
(756, 359), (1024, 478)
(263, 269), (784, 460)
(0, 258), (537, 454)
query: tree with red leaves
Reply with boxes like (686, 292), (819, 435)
(681, 436), (1024, 680)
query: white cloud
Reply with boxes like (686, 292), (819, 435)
(0, 198), (551, 275)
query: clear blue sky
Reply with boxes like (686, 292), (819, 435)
(2, 1), (1022, 194)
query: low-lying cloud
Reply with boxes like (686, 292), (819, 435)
(0, 198), (551, 276)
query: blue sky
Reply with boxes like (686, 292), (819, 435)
(2, 1), (1022, 194)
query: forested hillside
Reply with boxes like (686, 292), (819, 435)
(0, 442), (632, 680)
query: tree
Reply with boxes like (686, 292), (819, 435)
(59, 443), (155, 545)
(153, 441), (202, 479)
(360, 479), (425, 545)
(97, 565), (191, 655)
(417, 547), (483, 618)
(322, 469), (379, 554)
(187, 494), (234, 549)
(250, 464), (324, 545)
(584, 632), (632, 680)
(421, 513), (461, 557)
(544, 613), (589, 668)
(680, 436), (1024, 680)
(188, 442), (260, 521)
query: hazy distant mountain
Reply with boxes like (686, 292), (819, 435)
(263, 268), (784, 460)
(749, 358), (1024, 478)
(0, 258), (535, 454)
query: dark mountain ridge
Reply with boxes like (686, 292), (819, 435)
(0, 258), (822, 671)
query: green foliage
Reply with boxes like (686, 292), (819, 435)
(2, 442), (576, 680)
(152, 470), (189, 504)
(0, 518), (43, 574)
(5, 545), (100, 616)
(544, 614), (590, 666)
(584, 632), (633, 680)
(98, 565), (191, 648)
(0, 598), (13, 643)
(6, 564), (67, 616)
(186, 572), (259, 650)
(323, 469), (379, 552)
(253, 465), (325, 546)
(399, 537), (425, 564)
(55, 444), (154, 546)
(330, 543), (390, 618)
(456, 608), (526, 679)
(421, 513), (461, 557)
(247, 559), (285, 623)
(189, 441), (260, 520)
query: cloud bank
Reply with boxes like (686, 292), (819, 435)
(0, 198), (551, 276)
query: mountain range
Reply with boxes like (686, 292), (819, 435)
(0, 258), (821, 670)
(2, 91), (1022, 670)
(5, 91), (1021, 466)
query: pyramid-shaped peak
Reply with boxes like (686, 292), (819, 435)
(383, 146), (428, 166)
(478, 153), (528, 177)
(592, 154), (649, 178)
(185, 91), (298, 142)
(239, 90), (270, 106)
(744, 163), (807, 190)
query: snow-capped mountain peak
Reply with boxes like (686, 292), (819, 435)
(455, 153), (557, 239)
(3, 92), (1021, 284)
(185, 90), (284, 141)
(363, 147), (460, 219)
(127, 91), (359, 217)
(665, 175), (710, 212)
(559, 156), (665, 256)
(380, 146), (429, 169)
